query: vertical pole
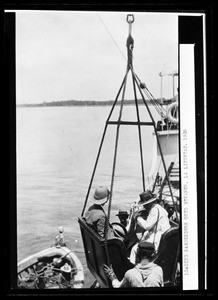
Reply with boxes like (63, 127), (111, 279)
(160, 73), (163, 104)
(173, 74), (175, 98)
(160, 73), (164, 128)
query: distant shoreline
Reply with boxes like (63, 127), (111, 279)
(17, 98), (171, 107)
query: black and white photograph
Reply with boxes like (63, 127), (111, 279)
(5, 5), (212, 296)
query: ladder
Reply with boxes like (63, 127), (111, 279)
(159, 162), (180, 200)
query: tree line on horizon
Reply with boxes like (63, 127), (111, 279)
(17, 98), (170, 107)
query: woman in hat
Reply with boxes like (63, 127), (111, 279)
(85, 186), (115, 238)
(129, 190), (170, 264)
(103, 241), (164, 288)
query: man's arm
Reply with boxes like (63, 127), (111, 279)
(96, 216), (106, 237)
(136, 207), (158, 230)
(103, 264), (129, 288)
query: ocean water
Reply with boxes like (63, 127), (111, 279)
(16, 105), (160, 287)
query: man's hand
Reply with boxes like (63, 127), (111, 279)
(133, 210), (143, 222)
(103, 264), (117, 281)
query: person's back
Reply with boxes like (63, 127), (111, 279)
(85, 186), (114, 238)
(85, 204), (108, 237)
(104, 241), (164, 288)
(121, 262), (163, 287)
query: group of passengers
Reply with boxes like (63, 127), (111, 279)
(85, 185), (180, 288)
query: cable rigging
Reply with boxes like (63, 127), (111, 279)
(97, 14), (168, 120)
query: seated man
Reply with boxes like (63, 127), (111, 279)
(129, 190), (171, 264)
(163, 196), (180, 224)
(85, 186), (115, 239)
(103, 241), (164, 288)
(116, 210), (129, 227)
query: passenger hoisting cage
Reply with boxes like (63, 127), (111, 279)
(78, 14), (180, 288)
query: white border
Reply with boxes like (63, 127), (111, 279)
(180, 44), (199, 290)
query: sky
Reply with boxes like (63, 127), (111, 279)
(15, 10), (180, 104)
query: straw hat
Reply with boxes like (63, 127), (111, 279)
(138, 190), (158, 206)
(92, 186), (110, 205)
(60, 263), (72, 273)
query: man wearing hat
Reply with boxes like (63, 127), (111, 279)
(116, 210), (129, 227)
(103, 240), (163, 287)
(129, 190), (170, 264)
(85, 186), (115, 238)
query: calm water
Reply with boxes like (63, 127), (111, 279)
(16, 105), (159, 287)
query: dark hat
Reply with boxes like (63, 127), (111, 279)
(138, 190), (158, 206)
(116, 210), (129, 216)
(138, 241), (155, 253)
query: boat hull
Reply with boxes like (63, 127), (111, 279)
(18, 246), (84, 289)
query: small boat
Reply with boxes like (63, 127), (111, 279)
(17, 227), (84, 289)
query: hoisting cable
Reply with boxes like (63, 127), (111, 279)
(126, 14), (134, 70)
(127, 66), (164, 118)
(104, 70), (129, 267)
(98, 13), (166, 120)
(105, 14), (134, 239)
(81, 16), (138, 217)
(81, 74), (128, 216)
(104, 65), (129, 239)
(97, 13), (166, 120)
(127, 14), (146, 191)
(131, 69), (146, 191)
(134, 72), (167, 118)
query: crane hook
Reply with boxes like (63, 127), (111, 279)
(126, 14), (134, 24)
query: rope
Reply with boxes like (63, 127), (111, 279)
(131, 68), (146, 191)
(97, 14), (127, 62)
(81, 75), (127, 216)
(97, 14), (166, 120)
(105, 66), (129, 239)
(134, 72), (166, 118)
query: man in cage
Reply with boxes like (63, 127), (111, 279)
(103, 241), (164, 288)
(129, 190), (170, 265)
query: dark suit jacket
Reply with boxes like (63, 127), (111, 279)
(85, 204), (114, 238)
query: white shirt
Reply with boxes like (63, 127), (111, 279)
(137, 203), (171, 251)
